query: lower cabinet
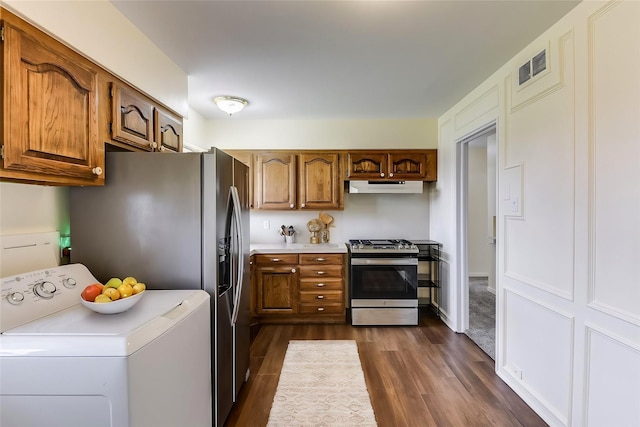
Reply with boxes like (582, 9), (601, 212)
(252, 253), (345, 323)
(254, 254), (298, 315)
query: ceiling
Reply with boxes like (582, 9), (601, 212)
(110, 0), (580, 120)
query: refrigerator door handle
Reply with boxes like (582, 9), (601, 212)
(230, 186), (244, 326)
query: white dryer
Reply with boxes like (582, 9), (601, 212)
(0, 263), (212, 427)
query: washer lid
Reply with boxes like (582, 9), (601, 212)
(0, 289), (209, 357)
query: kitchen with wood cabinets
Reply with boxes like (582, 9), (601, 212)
(107, 82), (183, 153)
(226, 148), (437, 213)
(1, 11), (104, 185)
(345, 150), (437, 181)
(0, 8), (184, 186)
(252, 151), (342, 210)
(250, 245), (347, 324)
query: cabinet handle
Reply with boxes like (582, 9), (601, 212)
(316, 271), (326, 275)
(151, 142), (158, 149)
(315, 258), (326, 262)
(317, 307), (325, 312)
(389, 172), (394, 177)
(271, 258), (280, 262)
(301, 203), (306, 208)
(317, 295), (324, 299)
(316, 283), (325, 287)
(92, 167), (103, 176)
(291, 268), (296, 273)
(380, 172), (385, 177)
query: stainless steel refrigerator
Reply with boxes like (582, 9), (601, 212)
(69, 149), (250, 426)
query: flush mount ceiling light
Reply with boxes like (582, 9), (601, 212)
(213, 96), (248, 116)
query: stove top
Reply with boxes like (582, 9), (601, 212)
(348, 239), (419, 254)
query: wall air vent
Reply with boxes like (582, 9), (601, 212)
(518, 49), (547, 86)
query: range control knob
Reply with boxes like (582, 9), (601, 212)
(7, 292), (25, 305)
(33, 281), (57, 299)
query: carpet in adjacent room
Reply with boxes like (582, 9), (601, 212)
(465, 277), (496, 360)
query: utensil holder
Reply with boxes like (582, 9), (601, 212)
(285, 235), (294, 244)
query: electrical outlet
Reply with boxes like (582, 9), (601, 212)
(510, 197), (519, 213)
(512, 365), (523, 380)
(263, 220), (270, 230)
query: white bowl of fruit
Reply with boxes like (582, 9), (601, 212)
(80, 276), (146, 314)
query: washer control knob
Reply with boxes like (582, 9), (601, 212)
(62, 278), (77, 288)
(7, 292), (25, 305)
(33, 281), (57, 299)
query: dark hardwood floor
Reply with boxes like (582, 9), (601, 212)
(225, 309), (547, 426)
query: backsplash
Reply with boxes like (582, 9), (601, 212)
(250, 192), (431, 244)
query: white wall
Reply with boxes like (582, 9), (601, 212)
(250, 191), (431, 244)
(0, 183), (68, 236)
(434, 1), (640, 426)
(204, 118), (438, 150)
(467, 137), (489, 277)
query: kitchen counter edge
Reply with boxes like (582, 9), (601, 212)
(250, 243), (348, 255)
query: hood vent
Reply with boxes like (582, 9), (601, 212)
(348, 180), (423, 194)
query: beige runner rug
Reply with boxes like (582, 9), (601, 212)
(267, 340), (377, 426)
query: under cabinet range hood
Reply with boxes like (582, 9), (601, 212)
(348, 180), (424, 194)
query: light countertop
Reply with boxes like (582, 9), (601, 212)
(250, 242), (348, 254)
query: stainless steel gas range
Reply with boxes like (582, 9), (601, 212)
(348, 239), (419, 326)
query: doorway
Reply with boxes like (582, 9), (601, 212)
(456, 123), (497, 359)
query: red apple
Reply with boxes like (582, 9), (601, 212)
(81, 283), (103, 302)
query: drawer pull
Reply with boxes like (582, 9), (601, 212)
(316, 271), (326, 275)
(291, 268), (296, 273)
(317, 307), (325, 312)
(317, 295), (324, 299)
(315, 257), (326, 262)
(272, 258), (280, 262)
(316, 283), (325, 287)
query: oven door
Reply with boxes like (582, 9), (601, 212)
(350, 258), (418, 300)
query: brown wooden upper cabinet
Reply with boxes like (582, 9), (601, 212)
(298, 153), (342, 210)
(254, 153), (297, 210)
(253, 152), (343, 210)
(346, 150), (437, 181)
(1, 13), (104, 185)
(155, 108), (183, 153)
(109, 83), (183, 153)
(110, 84), (154, 151)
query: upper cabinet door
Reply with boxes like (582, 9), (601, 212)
(155, 108), (183, 152)
(298, 153), (342, 210)
(388, 152), (427, 180)
(345, 153), (387, 180)
(423, 149), (437, 182)
(1, 22), (103, 185)
(254, 154), (297, 210)
(111, 83), (155, 151)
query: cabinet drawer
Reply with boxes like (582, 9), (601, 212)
(255, 254), (299, 266)
(299, 253), (343, 265)
(299, 291), (343, 304)
(298, 304), (344, 315)
(299, 278), (343, 291)
(298, 265), (342, 278)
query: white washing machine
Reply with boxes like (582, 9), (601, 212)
(0, 263), (212, 427)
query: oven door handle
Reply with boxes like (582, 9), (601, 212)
(351, 258), (418, 266)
